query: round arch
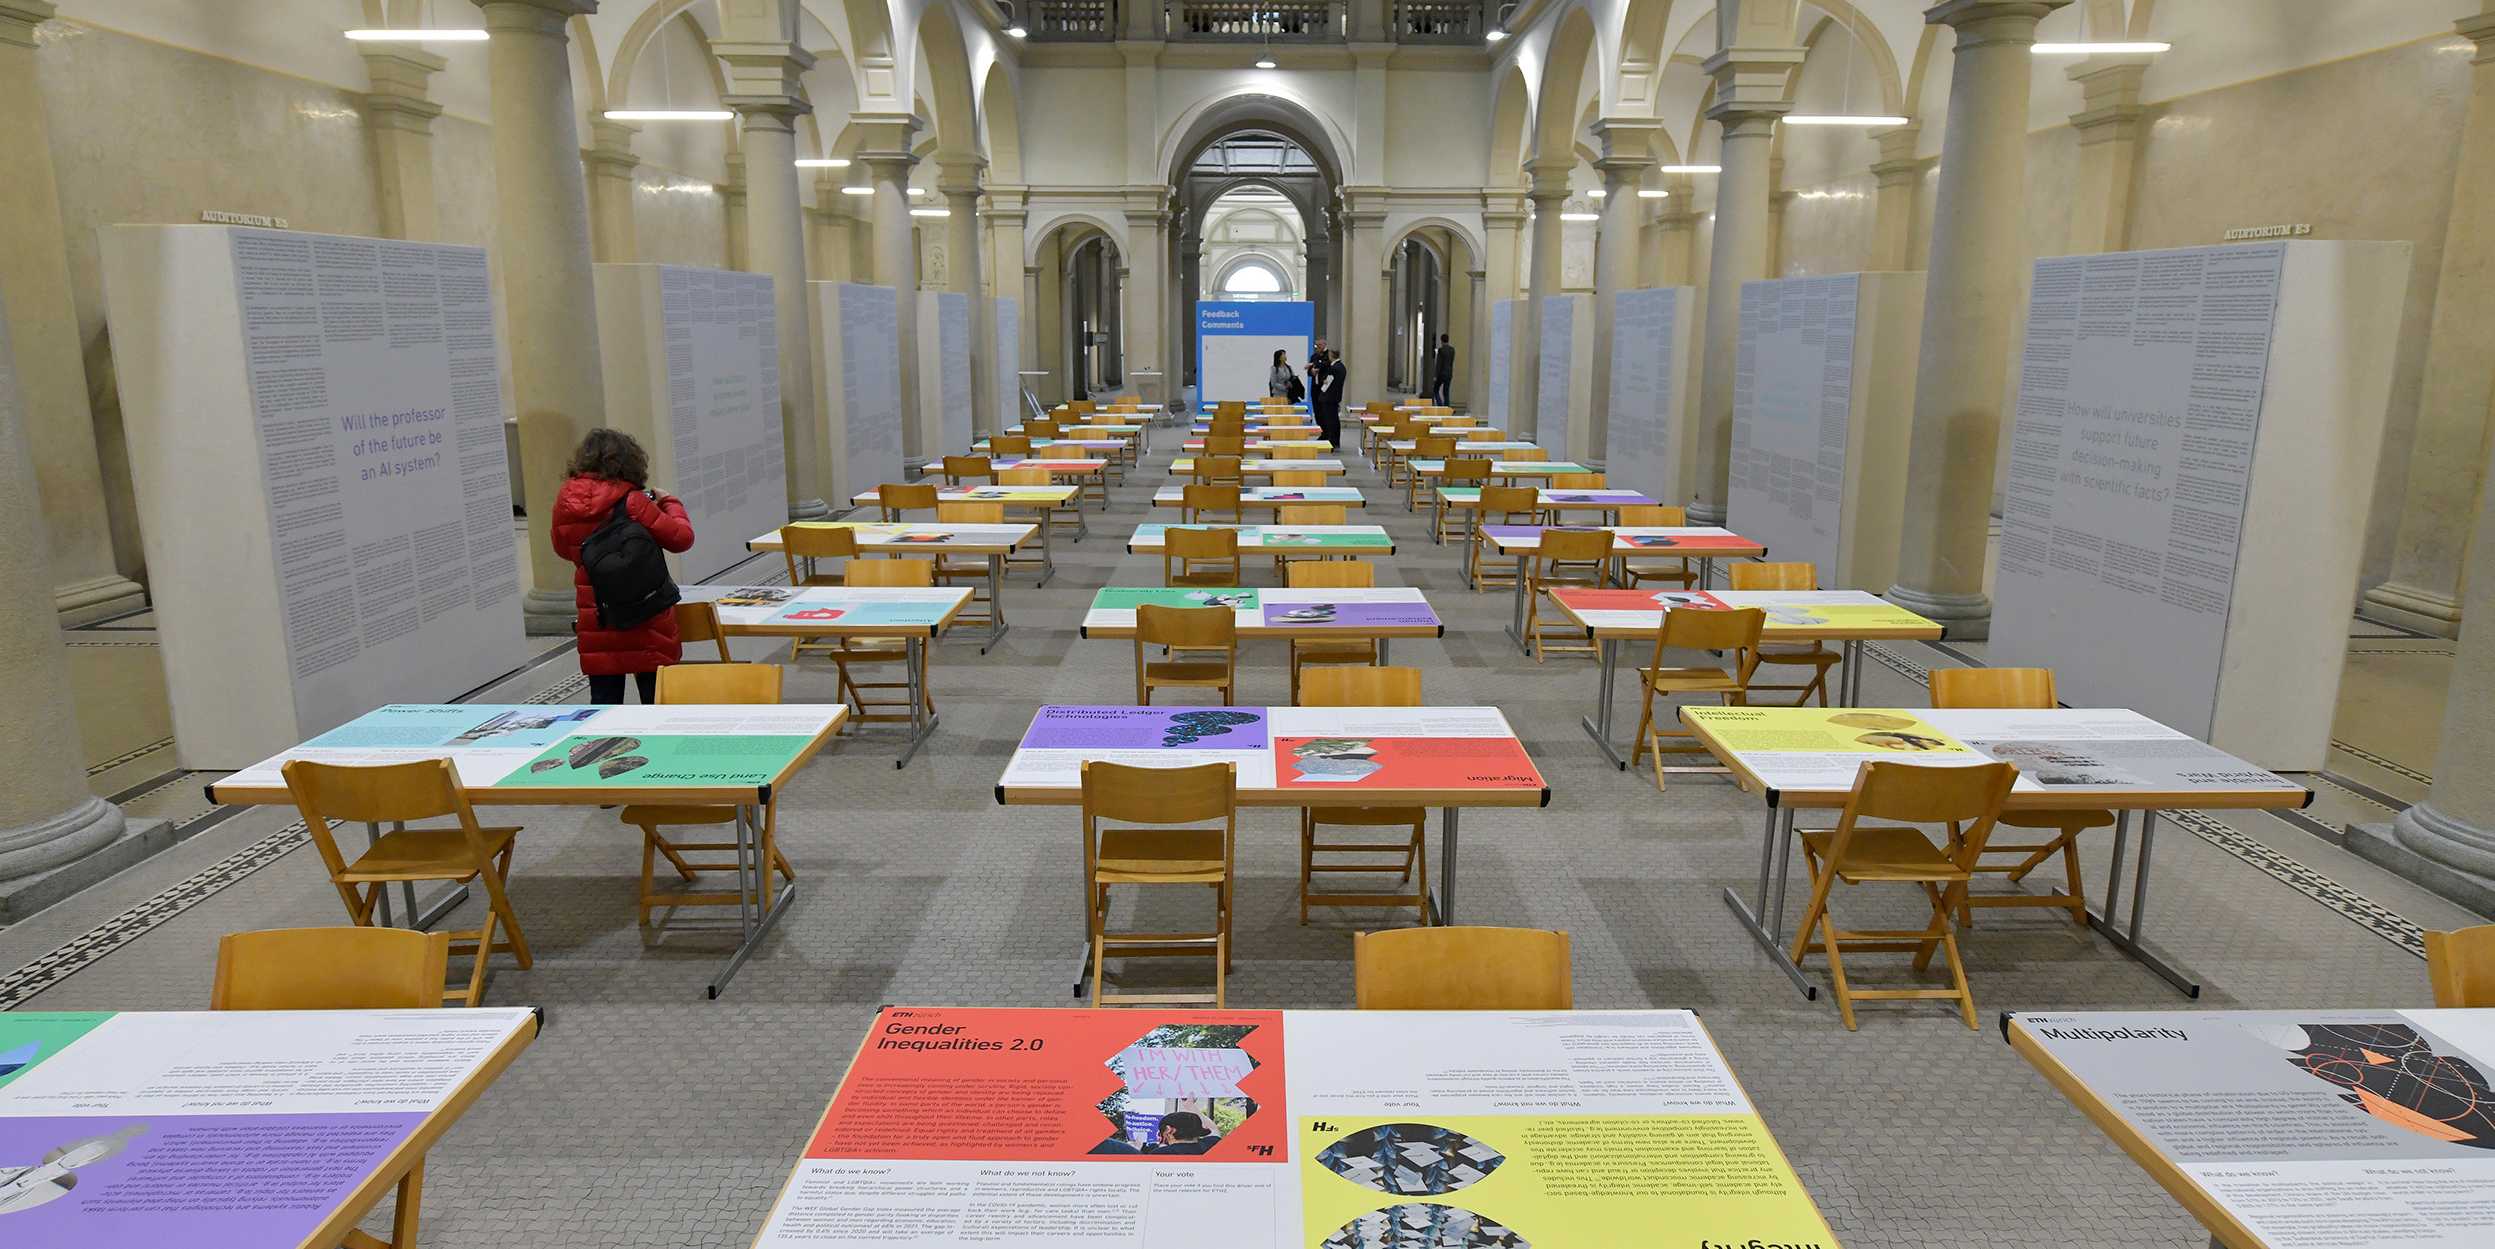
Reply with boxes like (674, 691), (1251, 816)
(1026, 210), (1128, 266)
(1213, 252), (1299, 298)
(1156, 88), (1351, 189)
(1531, 5), (1601, 164)
(977, 61), (1022, 184)
(915, 0), (979, 160)
(1488, 64), (1532, 188)
(1383, 215), (1487, 265)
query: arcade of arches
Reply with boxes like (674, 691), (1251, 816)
(3, 1), (2495, 1245)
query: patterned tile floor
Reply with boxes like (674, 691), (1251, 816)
(15, 426), (2488, 1248)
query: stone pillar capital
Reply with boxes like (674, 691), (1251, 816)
(1525, 161), (1574, 202)
(935, 156), (987, 197)
(847, 112), (921, 163)
(1701, 46), (1806, 121)
(361, 48), (448, 135)
(1596, 157), (1656, 196)
(472, 0), (598, 38)
(2067, 60), (2148, 144)
(583, 118), (641, 171)
(715, 40), (816, 120)
(1591, 116), (1663, 162)
(0, 1), (56, 50)
(1923, 0), (2067, 46)
(2459, 10), (2495, 60)
(1870, 125), (1925, 183)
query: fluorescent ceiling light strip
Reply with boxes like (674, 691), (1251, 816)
(1636, 189), (1671, 199)
(840, 186), (875, 196)
(2031, 41), (2169, 54)
(1558, 212), (1601, 222)
(1658, 164), (1721, 174)
(1780, 114), (1911, 127)
(910, 208), (952, 218)
(795, 158), (852, 168)
(344, 28), (488, 41)
(1586, 188), (1607, 198)
(603, 109), (734, 121)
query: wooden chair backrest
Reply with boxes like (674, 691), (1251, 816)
(1069, 401), (1097, 415)
(846, 557), (935, 587)
(1929, 666), (2057, 710)
(1551, 473), (1605, 488)
(1026, 421), (1063, 439)
(212, 927), (451, 1011)
(879, 482), (938, 512)
(1216, 401), (1247, 418)
(942, 455), (993, 482)
(1440, 459), (1493, 486)
(1616, 504), (1688, 526)
(1480, 485), (1541, 518)
(1037, 443), (1090, 460)
(1269, 447), (1321, 460)
(1276, 504), (1347, 525)
(674, 601), (732, 661)
(1728, 560), (1817, 591)
(1420, 406), (1454, 417)
(937, 501), (1005, 523)
(1459, 428), (1505, 442)
(997, 467), (1052, 485)
(1167, 526), (1241, 559)
(1268, 471), (1326, 487)
(1659, 604), (1766, 654)
(2426, 926), (2495, 1007)
(1354, 927), (1573, 1010)
(1184, 483), (1242, 511)
(1414, 436), (1457, 459)
(1506, 447), (1550, 462)
(1137, 602), (1237, 650)
(1536, 527), (1614, 564)
(657, 660), (783, 705)
(1825, 760), (2018, 873)
(280, 758), (490, 880)
(990, 435), (1034, 456)
(1194, 456), (1245, 484)
(1288, 561), (1374, 589)
(780, 524), (859, 560)
(1083, 759), (1236, 824)
(1203, 435), (1247, 454)
(1300, 665), (1422, 707)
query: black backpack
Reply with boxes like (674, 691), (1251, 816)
(580, 494), (679, 630)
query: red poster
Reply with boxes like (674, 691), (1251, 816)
(1273, 736), (1546, 790)
(808, 1007), (1289, 1163)
(1549, 589), (1728, 612)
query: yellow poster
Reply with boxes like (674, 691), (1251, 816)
(1683, 707), (1971, 757)
(1755, 603), (1936, 633)
(1297, 1114), (1838, 1248)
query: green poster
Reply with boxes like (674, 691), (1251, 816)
(1094, 588), (1258, 611)
(0, 1012), (113, 1089)
(499, 734), (815, 789)
(1259, 530), (1379, 548)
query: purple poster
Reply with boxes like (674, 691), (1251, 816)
(1020, 706), (1269, 750)
(1263, 602), (1438, 628)
(0, 1112), (422, 1244)
(1542, 491), (1654, 506)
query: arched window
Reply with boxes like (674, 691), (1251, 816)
(1221, 262), (1285, 295)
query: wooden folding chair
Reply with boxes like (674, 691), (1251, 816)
(933, 501), (1003, 628)
(1039, 442), (1109, 503)
(1272, 503), (1349, 576)
(1134, 603), (1237, 705)
(1728, 562), (1843, 705)
(1469, 485), (1542, 592)
(1268, 471), (1327, 488)
(1791, 760), (2018, 1030)
(1001, 465), (1081, 539)
(1183, 483), (1243, 525)
(618, 662), (795, 927)
(877, 481), (937, 521)
(2426, 925), (2495, 1006)
(1616, 504), (1693, 589)
(989, 434), (1034, 457)
(1286, 560), (1381, 701)
(1927, 666), (2108, 927)
(211, 925), (455, 1249)
(1201, 433), (1247, 455)
(1526, 527), (1613, 661)
(1297, 665), (1428, 923)
(1164, 525), (1241, 587)
(1507, 447), (1549, 462)
(1432, 458), (1493, 543)
(1191, 455), (1246, 486)
(779, 524), (855, 589)
(827, 558), (937, 725)
(942, 455), (993, 486)
(279, 759), (531, 1008)
(1081, 761), (1237, 1007)
(674, 600), (733, 662)
(1630, 606), (1765, 790)
(1353, 927), (1572, 1009)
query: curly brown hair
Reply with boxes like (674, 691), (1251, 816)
(565, 428), (649, 486)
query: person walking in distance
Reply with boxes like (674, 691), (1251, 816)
(551, 429), (695, 704)
(1307, 339), (1347, 447)
(1430, 333), (1455, 408)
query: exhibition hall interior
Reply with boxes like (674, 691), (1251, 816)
(4, 0), (2495, 1245)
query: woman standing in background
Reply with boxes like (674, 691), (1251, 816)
(550, 429), (696, 704)
(1267, 348), (1297, 400)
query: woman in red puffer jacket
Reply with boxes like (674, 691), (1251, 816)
(550, 429), (696, 704)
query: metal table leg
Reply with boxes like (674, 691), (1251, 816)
(2080, 810), (2203, 997)
(1840, 640), (1863, 706)
(894, 636), (939, 769)
(1721, 803), (1819, 998)
(982, 553), (1011, 654)
(1507, 551), (1531, 651)
(1579, 638), (1629, 769)
(1377, 638), (1391, 665)
(1431, 807), (1460, 926)
(705, 801), (798, 1000)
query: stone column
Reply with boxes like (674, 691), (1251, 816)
(1691, 44), (1802, 522)
(856, 117), (923, 458)
(1645, 181), (1700, 286)
(939, 157), (994, 435)
(474, 0), (604, 635)
(0, 1), (146, 622)
(2361, 6), (2495, 637)
(2063, 59), (2146, 254)
(2354, 371), (2495, 911)
(1454, 266), (1482, 408)
(719, 151), (749, 270)
(584, 118), (640, 262)
(1868, 124), (1923, 270)
(1121, 203), (1166, 402)
(1021, 262), (1044, 408)
(808, 174), (853, 281)
(361, 47), (445, 241)
(1886, 0), (2065, 636)
(1593, 124), (1657, 461)
(1342, 191), (1389, 406)
(0, 287), (160, 918)
(719, 42), (828, 519)
(1480, 193), (1524, 415)
(1518, 162), (1571, 440)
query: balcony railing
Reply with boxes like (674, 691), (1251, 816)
(1170, 1), (1343, 39)
(1031, 0), (1116, 39)
(1023, 0), (1491, 43)
(1394, 0), (1482, 41)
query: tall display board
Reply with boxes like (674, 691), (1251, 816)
(1535, 293), (1592, 463)
(918, 290), (974, 456)
(1607, 286), (1698, 506)
(815, 281), (903, 502)
(1485, 298), (1519, 427)
(1727, 271), (1924, 590)
(593, 264), (785, 583)
(1196, 301), (1313, 402)
(992, 295), (1022, 427)
(1993, 241), (2410, 766)
(101, 225), (523, 768)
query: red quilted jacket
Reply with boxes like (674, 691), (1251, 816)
(549, 474), (696, 675)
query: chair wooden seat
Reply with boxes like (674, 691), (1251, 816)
(823, 559), (938, 724)
(1631, 608), (1766, 791)
(1353, 927), (1572, 1009)
(1801, 825), (1970, 882)
(1083, 761), (1236, 1007)
(1097, 827), (1228, 882)
(342, 825), (522, 882)
(1141, 658), (1232, 686)
(1928, 666), (2108, 927)
(1639, 665), (1744, 694)
(1528, 527), (1615, 661)
(1728, 562), (1841, 704)
(1296, 666), (1427, 922)
(618, 663), (797, 926)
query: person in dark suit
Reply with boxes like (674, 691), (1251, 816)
(1307, 340), (1347, 447)
(1430, 333), (1455, 407)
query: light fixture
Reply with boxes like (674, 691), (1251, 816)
(911, 207), (952, 218)
(1637, 189), (1671, 199)
(840, 185), (874, 196)
(1486, 1), (1514, 43)
(1485, 29), (1507, 43)
(1000, 0), (1027, 38)
(2032, 41), (2168, 54)
(345, 28), (487, 41)
(1781, 114), (1911, 127)
(1255, 55), (1277, 69)
(1559, 212), (1601, 222)
(1586, 187), (1607, 198)
(907, 187), (927, 197)
(1658, 164), (1721, 174)
(1254, 7), (1277, 70)
(1008, 24), (1028, 37)
(795, 158), (852, 168)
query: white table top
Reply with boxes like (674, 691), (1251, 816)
(849, 484), (1078, 505)
(1150, 484), (1366, 506)
(1168, 457), (1349, 476)
(682, 582), (973, 636)
(1126, 523), (1393, 553)
(1478, 524), (1765, 556)
(1078, 586), (1440, 637)
(996, 704), (1546, 804)
(747, 521), (1041, 553)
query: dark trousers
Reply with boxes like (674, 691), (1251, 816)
(1430, 375), (1452, 406)
(1314, 405), (1342, 447)
(589, 671), (658, 705)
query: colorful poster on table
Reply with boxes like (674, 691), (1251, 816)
(1019, 706), (1269, 752)
(1094, 588), (1260, 612)
(501, 727), (816, 789)
(1268, 706), (1542, 792)
(758, 1008), (1836, 1249)
(769, 600), (953, 628)
(2012, 1009), (2495, 1248)
(1684, 706), (2300, 797)
(1261, 601), (1437, 629)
